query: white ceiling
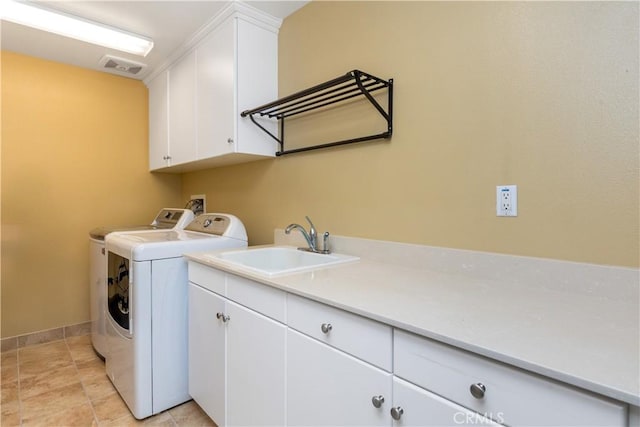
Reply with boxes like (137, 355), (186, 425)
(0, 1), (308, 81)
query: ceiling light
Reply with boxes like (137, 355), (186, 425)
(0, 0), (154, 57)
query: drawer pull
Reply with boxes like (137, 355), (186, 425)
(371, 395), (385, 408)
(470, 382), (486, 399)
(216, 312), (230, 323)
(390, 406), (404, 420)
(320, 323), (333, 334)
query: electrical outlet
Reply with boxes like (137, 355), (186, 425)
(190, 194), (206, 216)
(496, 185), (517, 217)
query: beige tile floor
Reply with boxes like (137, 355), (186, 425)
(1, 334), (216, 426)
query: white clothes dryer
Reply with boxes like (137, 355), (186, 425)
(88, 208), (195, 358)
(104, 213), (247, 419)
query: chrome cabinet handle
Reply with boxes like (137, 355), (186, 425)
(227, 138), (234, 144)
(163, 155), (172, 160)
(371, 395), (384, 408)
(470, 382), (486, 399)
(390, 406), (404, 420)
(320, 323), (332, 334)
(216, 312), (230, 323)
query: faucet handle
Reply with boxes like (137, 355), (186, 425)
(305, 216), (318, 247)
(304, 216), (316, 231)
(322, 231), (331, 254)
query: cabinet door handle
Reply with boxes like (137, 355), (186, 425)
(227, 138), (234, 144)
(371, 395), (384, 408)
(163, 155), (172, 160)
(320, 323), (332, 334)
(216, 312), (230, 323)
(390, 406), (404, 420)
(470, 382), (486, 399)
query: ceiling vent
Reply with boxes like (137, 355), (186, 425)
(99, 55), (147, 76)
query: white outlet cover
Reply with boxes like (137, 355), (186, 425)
(496, 185), (517, 217)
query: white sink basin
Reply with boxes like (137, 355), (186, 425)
(205, 246), (359, 276)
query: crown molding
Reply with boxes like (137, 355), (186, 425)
(144, 1), (282, 85)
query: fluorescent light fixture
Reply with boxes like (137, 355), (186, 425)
(1, 0), (154, 57)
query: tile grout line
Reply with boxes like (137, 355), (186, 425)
(16, 346), (23, 427)
(63, 337), (101, 426)
(6, 336), (205, 426)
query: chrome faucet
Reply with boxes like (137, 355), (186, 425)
(285, 216), (330, 254)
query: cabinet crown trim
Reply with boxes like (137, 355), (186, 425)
(144, 1), (281, 86)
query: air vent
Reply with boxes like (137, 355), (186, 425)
(99, 55), (147, 76)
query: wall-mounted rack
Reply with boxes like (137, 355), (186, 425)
(241, 69), (393, 156)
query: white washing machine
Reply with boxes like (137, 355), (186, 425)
(104, 213), (247, 419)
(89, 208), (195, 358)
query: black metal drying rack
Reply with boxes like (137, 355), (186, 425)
(240, 69), (393, 156)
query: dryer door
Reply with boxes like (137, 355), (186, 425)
(107, 251), (131, 335)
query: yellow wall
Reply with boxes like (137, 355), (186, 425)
(183, 1), (639, 267)
(1, 52), (183, 338)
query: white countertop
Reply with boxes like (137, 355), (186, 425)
(185, 233), (640, 406)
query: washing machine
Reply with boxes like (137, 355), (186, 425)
(89, 208), (195, 358)
(104, 213), (247, 419)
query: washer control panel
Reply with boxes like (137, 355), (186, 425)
(186, 214), (230, 235)
(151, 208), (195, 229)
(185, 213), (248, 241)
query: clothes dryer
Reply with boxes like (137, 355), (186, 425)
(104, 213), (247, 419)
(88, 208), (194, 357)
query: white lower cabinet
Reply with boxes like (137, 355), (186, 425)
(392, 377), (500, 427)
(188, 263), (631, 427)
(188, 282), (285, 427)
(188, 284), (225, 423)
(394, 330), (627, 427)
(226, 300), (285, 427)
(287, 328), (391, 426)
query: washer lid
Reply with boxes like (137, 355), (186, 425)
(104, 213), (248, 261)
(89, 208), (195, 240)
(89, 225), (158, 240)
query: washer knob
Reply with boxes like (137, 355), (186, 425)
(470, 382), (486, 399)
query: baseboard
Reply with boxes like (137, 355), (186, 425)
(1, 321), (91, 352)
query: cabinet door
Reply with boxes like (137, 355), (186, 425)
(392, 377), (501, 427)
(226, 300), (285, 427)
(188, 283), (226, 425)
(197, 17), (235, 159)
(169, 49), (197, 165)
(287, 328), (392, 427)
(236, 18), (278, 156)
(148, 70), (169, 170)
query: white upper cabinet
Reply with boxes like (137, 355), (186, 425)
(196, 18), (235, 160)
(168, 49), (197, 166)
(147, 5), (279, 172)
(147, 70), (169, 171)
